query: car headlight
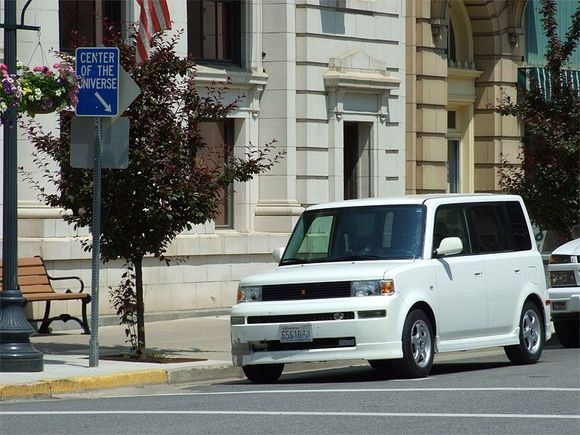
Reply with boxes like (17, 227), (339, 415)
(351, 280), (395, 296)
(237, 286), (262, 302)
(549, 271), (577, 287)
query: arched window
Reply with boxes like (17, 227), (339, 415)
(447, 2), (473, 68)
(448, 22), (457, 64)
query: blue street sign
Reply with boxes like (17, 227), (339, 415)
(75, 47), (120, 117)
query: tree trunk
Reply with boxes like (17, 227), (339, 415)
(134, 256), (146, 358)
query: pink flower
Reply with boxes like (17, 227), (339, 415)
(0, 64), (7, 71)
(33, 66), (43, 72)
(53, 63), (61, 69)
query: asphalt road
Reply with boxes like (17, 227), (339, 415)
(2, 344), (579, 435)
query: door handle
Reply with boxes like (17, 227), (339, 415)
(474, 272), (483, 277)
(514, 268), (521, 273)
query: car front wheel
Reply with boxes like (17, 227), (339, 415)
(393, 309), (434, 378)
(504, 302), (544, 364)
(242, 363), (284, 384)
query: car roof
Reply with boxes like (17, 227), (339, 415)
(306, 194), (522, 211)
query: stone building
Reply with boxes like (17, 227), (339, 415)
(1, 0), (406, 326)
(1, 0), (577, 327)
(406, 0), (579, 195)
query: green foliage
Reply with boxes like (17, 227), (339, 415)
(497, 0), (580, 242)
(109, 263), (138, 353)
(26, 28), (281, 356)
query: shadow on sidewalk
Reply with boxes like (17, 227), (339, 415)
(30, 342), (216, 360)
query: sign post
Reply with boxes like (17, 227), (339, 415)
(75, 47), (120, 367)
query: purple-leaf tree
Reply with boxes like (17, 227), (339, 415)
(26, 28), (281, 357)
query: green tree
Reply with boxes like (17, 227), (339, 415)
(26, 29), (280, 357)
(497, 0), (580, 243)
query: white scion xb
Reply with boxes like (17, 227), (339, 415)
(230, 194), (552, 383)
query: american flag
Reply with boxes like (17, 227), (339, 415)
(136, 0), (172, 64)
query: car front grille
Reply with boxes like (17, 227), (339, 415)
(250, 337), (356, 352)
(247, 312), (355, 324)
(262, 281), (351, 301)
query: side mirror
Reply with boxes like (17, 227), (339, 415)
(272, 247), (285, 263)
(435, 237), (463, 257)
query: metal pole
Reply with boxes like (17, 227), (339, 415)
(89, 118), (102, 367)
(0, 0), (43, 372)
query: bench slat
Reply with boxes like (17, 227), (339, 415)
(19, 284), (55, 295)
(18, 275), (50, 287)
(14, 266), (47, 277)
(0, 257), (43, 268)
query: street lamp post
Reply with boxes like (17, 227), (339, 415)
(0, 0), (43, 372)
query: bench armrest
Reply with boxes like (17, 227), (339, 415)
(35, 255), (85, 294)
(46, 274), (85, 293)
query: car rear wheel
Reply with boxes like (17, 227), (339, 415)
(242, 363), (284, 384)
(504, 302), (544, 364)
(393, 309), (434, 378)
(554, 319), (580, 348)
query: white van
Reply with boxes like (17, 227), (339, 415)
(230, 194), (552, 383)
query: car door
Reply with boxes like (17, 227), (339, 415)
(432, 205), (488, 340)
(467, 202), (531, 335)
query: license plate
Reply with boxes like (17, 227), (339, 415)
(552, 301), (567, 311)
(279, 324), (313, 343)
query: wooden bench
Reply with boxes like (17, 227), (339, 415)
(0, 256), (91, 334)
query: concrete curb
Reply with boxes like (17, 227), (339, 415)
(0, 364), (246, 401)
(0, 369), (169, 401)
(166, 363), (242, 384)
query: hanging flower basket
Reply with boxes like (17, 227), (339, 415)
(19, 64), (79, 117)
(0, 62), (79, 123)
(22, 98), (62, 115)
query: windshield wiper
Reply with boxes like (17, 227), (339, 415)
(326, 254), (382, 262)
(279, 258), (311, 265)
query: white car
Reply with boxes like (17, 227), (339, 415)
(548, 238), (580, 348)
(231, 194), (552, 383)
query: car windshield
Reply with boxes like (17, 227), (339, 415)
(280, 204), (426, 265)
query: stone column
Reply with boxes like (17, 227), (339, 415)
(255, 0), (303, 233)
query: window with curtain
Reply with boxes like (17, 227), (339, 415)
(198, 120), (235, 228)
(187, 0), (242, 65)
(59, 0), (123, 54)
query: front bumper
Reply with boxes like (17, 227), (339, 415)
(230, 295), (405, 367)
(549, 288), (580, 317)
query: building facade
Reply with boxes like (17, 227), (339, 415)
(2, 0), (577, 327)
(0, 0), (406, 326)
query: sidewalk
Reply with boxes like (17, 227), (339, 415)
(0, 314), (242, 401)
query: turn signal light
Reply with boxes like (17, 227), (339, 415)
(380, 280), (395, 295)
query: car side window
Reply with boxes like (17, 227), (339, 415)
(506, 202), (532, 251)
(433, 205), (472, 254)
(467, 204), (511, 254)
